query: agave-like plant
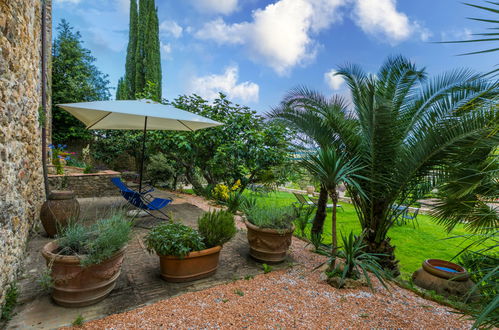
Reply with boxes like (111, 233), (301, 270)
(326, 231), (390, 290)
(271, 56), (498, 276)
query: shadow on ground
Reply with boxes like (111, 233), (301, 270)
(7, 191), (292, 329)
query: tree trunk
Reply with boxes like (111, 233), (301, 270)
(361, 202), (401, 277)
(311, 186), (328, 235)
(329, 190), (338, 269)
(184, 165), (204, 193)
(363, 236), (400, 277)
(172, 175), (178, 191)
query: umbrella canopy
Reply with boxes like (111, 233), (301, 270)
(57, 99), (221, 131)
(57, 99), (222, 192)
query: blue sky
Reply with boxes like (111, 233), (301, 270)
(53, 0), (497, 113)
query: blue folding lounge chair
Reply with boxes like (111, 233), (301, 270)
(111, 177), (172, 220)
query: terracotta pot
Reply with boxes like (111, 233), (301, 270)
(41, 241), (126, 307)
(245, 221), (294, 263)
(412, 260), (475, 299)
(40, 190), (80, 237)
(422, 259), (469, 281)
(158, 245), (222, 282)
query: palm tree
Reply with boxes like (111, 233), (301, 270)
(272, 56), (498, 275)
(440, 1), (498, 76)
(301, 147), (365, 267)
(269, 95), (353, 237)
(432, 148), (498, 233)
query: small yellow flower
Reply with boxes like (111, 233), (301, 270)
(212, 184), (230, 201)
(231, 179), (241, 191)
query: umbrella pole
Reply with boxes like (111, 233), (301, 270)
(138, 116), (148, 193)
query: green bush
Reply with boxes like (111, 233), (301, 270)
(144, 222), (206, 257)
(66, 157), (86, 168)
(145, 153), (183, 189)
(226, 192), (243, 213)
(198, 210), (237, 248)
(57, 212), (132, 267)
(245, 206), (297, 230)
(458, 251), (498, 303)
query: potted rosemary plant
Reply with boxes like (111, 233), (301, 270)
(244, 206), (297, 263)
(41, 212), (132, 307)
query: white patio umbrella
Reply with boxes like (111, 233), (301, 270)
(57, 99), (222, 192)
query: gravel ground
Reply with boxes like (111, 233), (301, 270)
(65, 193), (471, 329)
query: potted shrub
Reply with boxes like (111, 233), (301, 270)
(244, 206), (297, 263)
(145, 210), (236, 282)
(41, 212), (132, 307)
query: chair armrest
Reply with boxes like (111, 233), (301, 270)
(140, 183), (155, 194)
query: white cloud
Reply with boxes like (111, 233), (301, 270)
(160, 20), (183, 38)
(441, 28), (472, 42)
(161, 42), (172, 59)
(195, 18), (247, 45)
(351, 0), (430, 44)
(189, 66), (259, 103)
(195, 0), (346, 75)
(190, 0), (239, 15)
(324, 69), (344, 90)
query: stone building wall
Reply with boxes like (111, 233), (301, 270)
(0, 0), (51, 307)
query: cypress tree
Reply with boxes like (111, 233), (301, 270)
(134, 0), (147, 97)
(144, 4), (161, 100)
(117, 0), (161, 100)
(125, 0), (138, 99)
(116, 77), (127, 100)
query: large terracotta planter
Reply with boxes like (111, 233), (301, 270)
(158, 246), (222, 282)
(412, 259), (475, 299)
(40, 190), (80, 237)
(41, 241), (126, 307)
(245, 221), (294, 263)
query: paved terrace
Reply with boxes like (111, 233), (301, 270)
(7, 191), (291, 329)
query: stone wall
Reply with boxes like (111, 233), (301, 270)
(0, 0), (51, 307)
(48, 171), (122, 198)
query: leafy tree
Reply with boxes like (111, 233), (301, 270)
(51, 19), (111, 143)
(272, 56), (498, 275)
(148, 93), (291, 193)
(93, 90), (291, 193)
(117, 0), (161, 100)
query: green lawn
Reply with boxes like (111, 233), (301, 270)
(245, 191), (477, 279)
